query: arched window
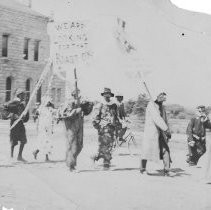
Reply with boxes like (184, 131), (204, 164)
(25, 78), (32, 102)
(5, 77), (12, 102)
(36, 86), (42, 103)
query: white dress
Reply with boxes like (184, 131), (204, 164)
(36, 106), (55, 156)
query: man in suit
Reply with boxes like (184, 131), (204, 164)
(186, 105), (211, 166)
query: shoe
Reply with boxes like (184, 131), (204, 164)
(32, 149), (39, 160)
(163, 170), (176, 177)
(17, 156), (27, 162)
(69, 166), (79, 173)
(91, 155), (100, 164)
(103, 163), (110, 170)
(186, 159), (190, 163)
(189, 162), (197, 166)
(140, 169), (148, 175)
(72, 168), (80, 173)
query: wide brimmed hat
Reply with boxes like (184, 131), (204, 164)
(15, 88), (25, 96)
(197, 105), (206, 111)
(101, 88), (114, 97)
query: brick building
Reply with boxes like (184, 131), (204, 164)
(0, 0), (65, 112)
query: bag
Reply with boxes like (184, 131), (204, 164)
(80, 101), (94, 116)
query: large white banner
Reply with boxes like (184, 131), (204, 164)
(50, 21), (93, 100)
(51, 21), (92, 77)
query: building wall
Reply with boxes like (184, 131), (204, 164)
(0, 5), (65, 111)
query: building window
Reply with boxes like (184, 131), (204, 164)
(23, 38), (29, 60)
(5, 77), (12, 102)
(25, 78), (31, 102)
(36, 86), (42, 103)
(34, 40), (40, 61)
(2, 34), (9, 57)
(57, 88), (61, 102)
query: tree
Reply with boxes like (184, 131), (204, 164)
(125, 99), (135, 115)
(125, 94), (149, 117)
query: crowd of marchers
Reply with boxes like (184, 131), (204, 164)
(1, 87), (211, 182)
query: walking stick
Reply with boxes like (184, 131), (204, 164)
(74, 67), (80, 107)
(115, 17), (170, 143)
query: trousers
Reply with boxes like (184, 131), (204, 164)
(95, 125), (115, 166)
(187, 138), (206, 165)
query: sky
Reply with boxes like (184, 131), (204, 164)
(26, 0), (211, 107)
(171, 0), (211, 15)
(30, 0), (211, 17)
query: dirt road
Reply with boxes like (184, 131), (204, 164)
(0, 120), (210, 210)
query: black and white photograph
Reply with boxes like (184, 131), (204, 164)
(0, 0), (211, 209)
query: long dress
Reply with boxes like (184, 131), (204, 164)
(36, 106), (55, 157)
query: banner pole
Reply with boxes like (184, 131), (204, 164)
(10, 59), (52, 131)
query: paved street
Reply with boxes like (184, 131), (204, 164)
(0, 120), (210, 210)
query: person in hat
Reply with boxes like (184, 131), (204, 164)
(92, 88), (119, 170)
(140, 92), (172, 176)
(186, 105), (211, 166)
(61, 88), (84, 172)
(32, 96), (56, 161)
(62, 88), (93, 172)
(115, 93), (127, 141)
(4, 88), (29, 161)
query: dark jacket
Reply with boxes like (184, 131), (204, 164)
(5, 98), (29, 144)
(186, 117), (211, 142)
(116, 102), (126, 120)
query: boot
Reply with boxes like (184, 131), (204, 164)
(163, 169), (176, 177)
(32, 149), (39, 160)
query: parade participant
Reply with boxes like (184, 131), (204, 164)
(62, 89), (84, 172)
(3, 88), (29, 162)
(32, 96), (55, 162)
(186, 105), (211, 166)
(92, 88), (119, 170)
(115, 93), (127, 141)
(140, 92), (172, 176)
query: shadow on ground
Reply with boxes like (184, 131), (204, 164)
(147, 168), (191, 177)
(22, 160), (65, 165)
(117, 153), (140, 156)
(0, 165), (14, 168)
